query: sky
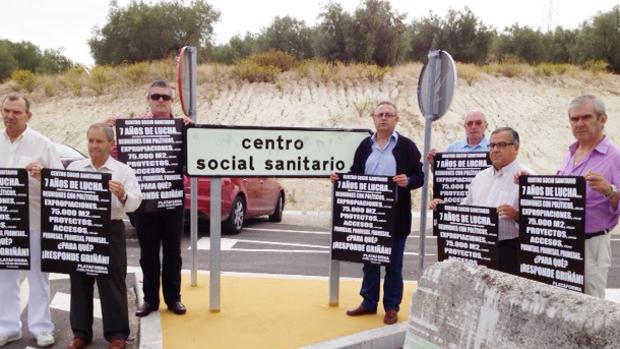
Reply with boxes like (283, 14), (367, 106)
(1, 0), (619, 65)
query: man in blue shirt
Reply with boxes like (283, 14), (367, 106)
(331, 101), (424, 325)
(427, 110), (489, 166)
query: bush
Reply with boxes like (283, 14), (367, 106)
(121, 62), (150, 85)
(41, 77), (56, 97)
(88, 66), (113, 96)
(232, 60), (280, 82)
(150, 60), (176, 82)
(61, 66), (85, 96)
(247, 50), (295, 72)
(362, 64), (391, 82)
(582, 60), (608, 74)
(483, 58), (528, 78)
(10, 69), (37, 92)
(457, 63), (480, 85)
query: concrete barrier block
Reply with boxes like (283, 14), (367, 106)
(404, 260), (620, 349)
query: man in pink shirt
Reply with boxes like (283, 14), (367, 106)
(557, 95), (620, 298)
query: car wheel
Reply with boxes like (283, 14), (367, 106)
(268, 193), (284, 223)
(224, 196), (245, 234)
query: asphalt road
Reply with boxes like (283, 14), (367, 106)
(7, 218), (620, 348)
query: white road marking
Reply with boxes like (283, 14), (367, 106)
(244, 227), (329, 235)
(50, 292), (102, 319)
(605, 288), (620, 303)
(20, 279), (28, 314)
(193, 237), (238, 251)
(49, 273), (70, 281)
(243, 227), (438, 239)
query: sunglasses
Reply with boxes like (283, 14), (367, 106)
(465, 120), (484, 127)
(150, 93), (172, 101)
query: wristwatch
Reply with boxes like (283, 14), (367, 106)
(605, 184), (618, 198)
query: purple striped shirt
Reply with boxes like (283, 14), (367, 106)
(556, 136), (620, 234)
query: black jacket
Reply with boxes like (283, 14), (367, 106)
(350, 133), (424, 237)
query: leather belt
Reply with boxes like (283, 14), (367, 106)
(585, 228), (611, 239)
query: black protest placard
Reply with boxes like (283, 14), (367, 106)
(331, 173), (396, 265)
(0, 168), (29, 269)
(518, 175), (585, 293)
(433, 152), (490, 204)
(435, 204), (498, 268)
(41, 169), (111, 275)
(116, 118), (184, 211)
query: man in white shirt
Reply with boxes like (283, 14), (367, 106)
(66, 123), (142, 349)
(431, 127), (532, 274)
(0, 93), (60, 347)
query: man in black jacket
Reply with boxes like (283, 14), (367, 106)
(331, 101), (424, 324)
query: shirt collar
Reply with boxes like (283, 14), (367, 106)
(371, 131), (398, 144)
(465, 135), (487, 149)
(492, 158), (519, 176)
(568, 135), (610, 155)
(82, 156), (116, 172)
(2, 125), (30, 143)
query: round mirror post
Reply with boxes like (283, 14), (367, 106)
(416, 50), (457, 276)
(418, 53), (437, 276)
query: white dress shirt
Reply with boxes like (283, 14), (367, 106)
(462, 159), (533, 240)
(67, 156), (143, 220)
(0, 126), (63, 231)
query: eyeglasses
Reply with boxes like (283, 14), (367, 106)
(488, 142), (514, 149)
(373, 112), (396, 118)
(150, 93), (172, 101)
(465, 120), (484, 127)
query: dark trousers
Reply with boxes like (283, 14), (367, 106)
(360, 234), (407, 312)
(134, 207), (184, 307)
(498, 237), (519, 275)
(70, 221), (128, 341)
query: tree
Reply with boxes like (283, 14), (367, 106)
(0, 40), (17, 81)
(438, 8), (494, 64)
(38, 49), (74, 74)
(89, 0), (220, 65)
(256, 16), (316, 59)
(206, 34), (258, 64)
(348, 0), (409, 66)
(575, 5), (620, 72)
(316, 2), (353, 62)
(9, 41), (41, 72)
(492, 25), (546, 64)
(408, 13), (442, 62)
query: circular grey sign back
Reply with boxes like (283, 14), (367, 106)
(417, 50), (457, 121)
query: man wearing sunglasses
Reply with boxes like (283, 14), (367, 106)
(105, 80), (190, 318)
(431, 127), (533, 274)
(427, 110), (489, 167)
(331, 101), (424, 325)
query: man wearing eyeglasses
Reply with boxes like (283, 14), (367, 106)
(556, 95), (620, 298)
(427, 110), (489, 167)
(331, 101), (424, 325)
(431, 127), (532, 274)
(106, 80), (190, 317)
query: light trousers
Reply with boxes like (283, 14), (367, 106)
(0, 229), (53, 335)
(585, 232), (612, 298)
